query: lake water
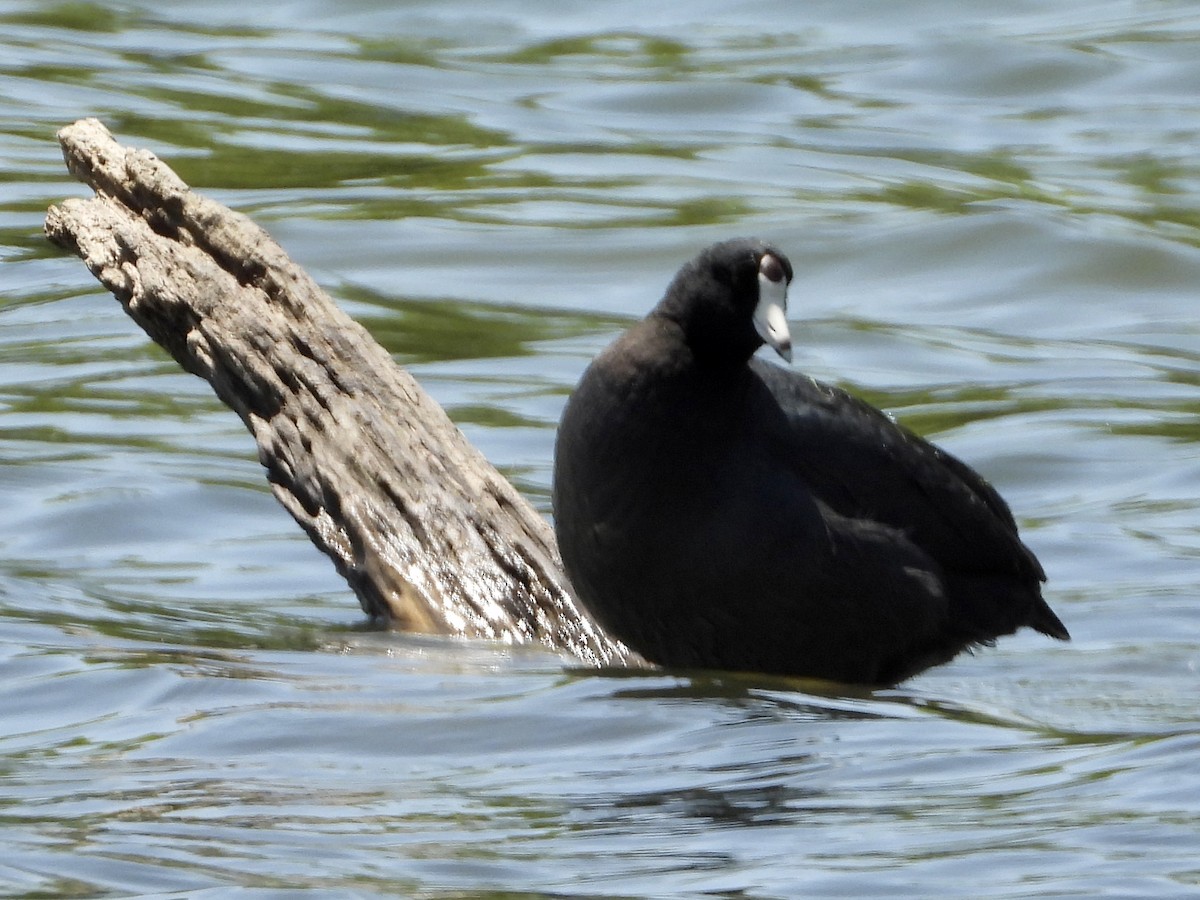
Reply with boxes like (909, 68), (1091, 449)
(2, 1), (1199, 896)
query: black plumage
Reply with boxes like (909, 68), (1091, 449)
(552, 238), (1068, 685)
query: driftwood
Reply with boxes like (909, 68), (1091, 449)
(44, 118), (630, 667)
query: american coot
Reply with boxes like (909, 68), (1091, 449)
(552, 238), (1069, 685)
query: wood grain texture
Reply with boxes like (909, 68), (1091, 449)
(45, 118), (630, 667)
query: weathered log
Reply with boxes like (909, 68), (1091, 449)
(44, 117), (630, 667)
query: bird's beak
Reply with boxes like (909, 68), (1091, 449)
(754, 269), (792, 363)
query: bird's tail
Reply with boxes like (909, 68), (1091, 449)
(1029, 596), (1070, 641)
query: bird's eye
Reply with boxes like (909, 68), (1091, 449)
(759, 254), (785, 284)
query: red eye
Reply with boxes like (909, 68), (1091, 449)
(760, 254), (785, 284)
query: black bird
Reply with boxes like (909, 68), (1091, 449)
(552, 238), (1068, 685)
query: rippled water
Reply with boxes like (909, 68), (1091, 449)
(2, 1), (1199, 896)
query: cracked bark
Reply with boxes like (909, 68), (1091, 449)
(44, 117), (631, 667)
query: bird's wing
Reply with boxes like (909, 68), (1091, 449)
(749, 359), (1045, 584)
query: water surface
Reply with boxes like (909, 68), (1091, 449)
(2, 1), (1198, 896)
